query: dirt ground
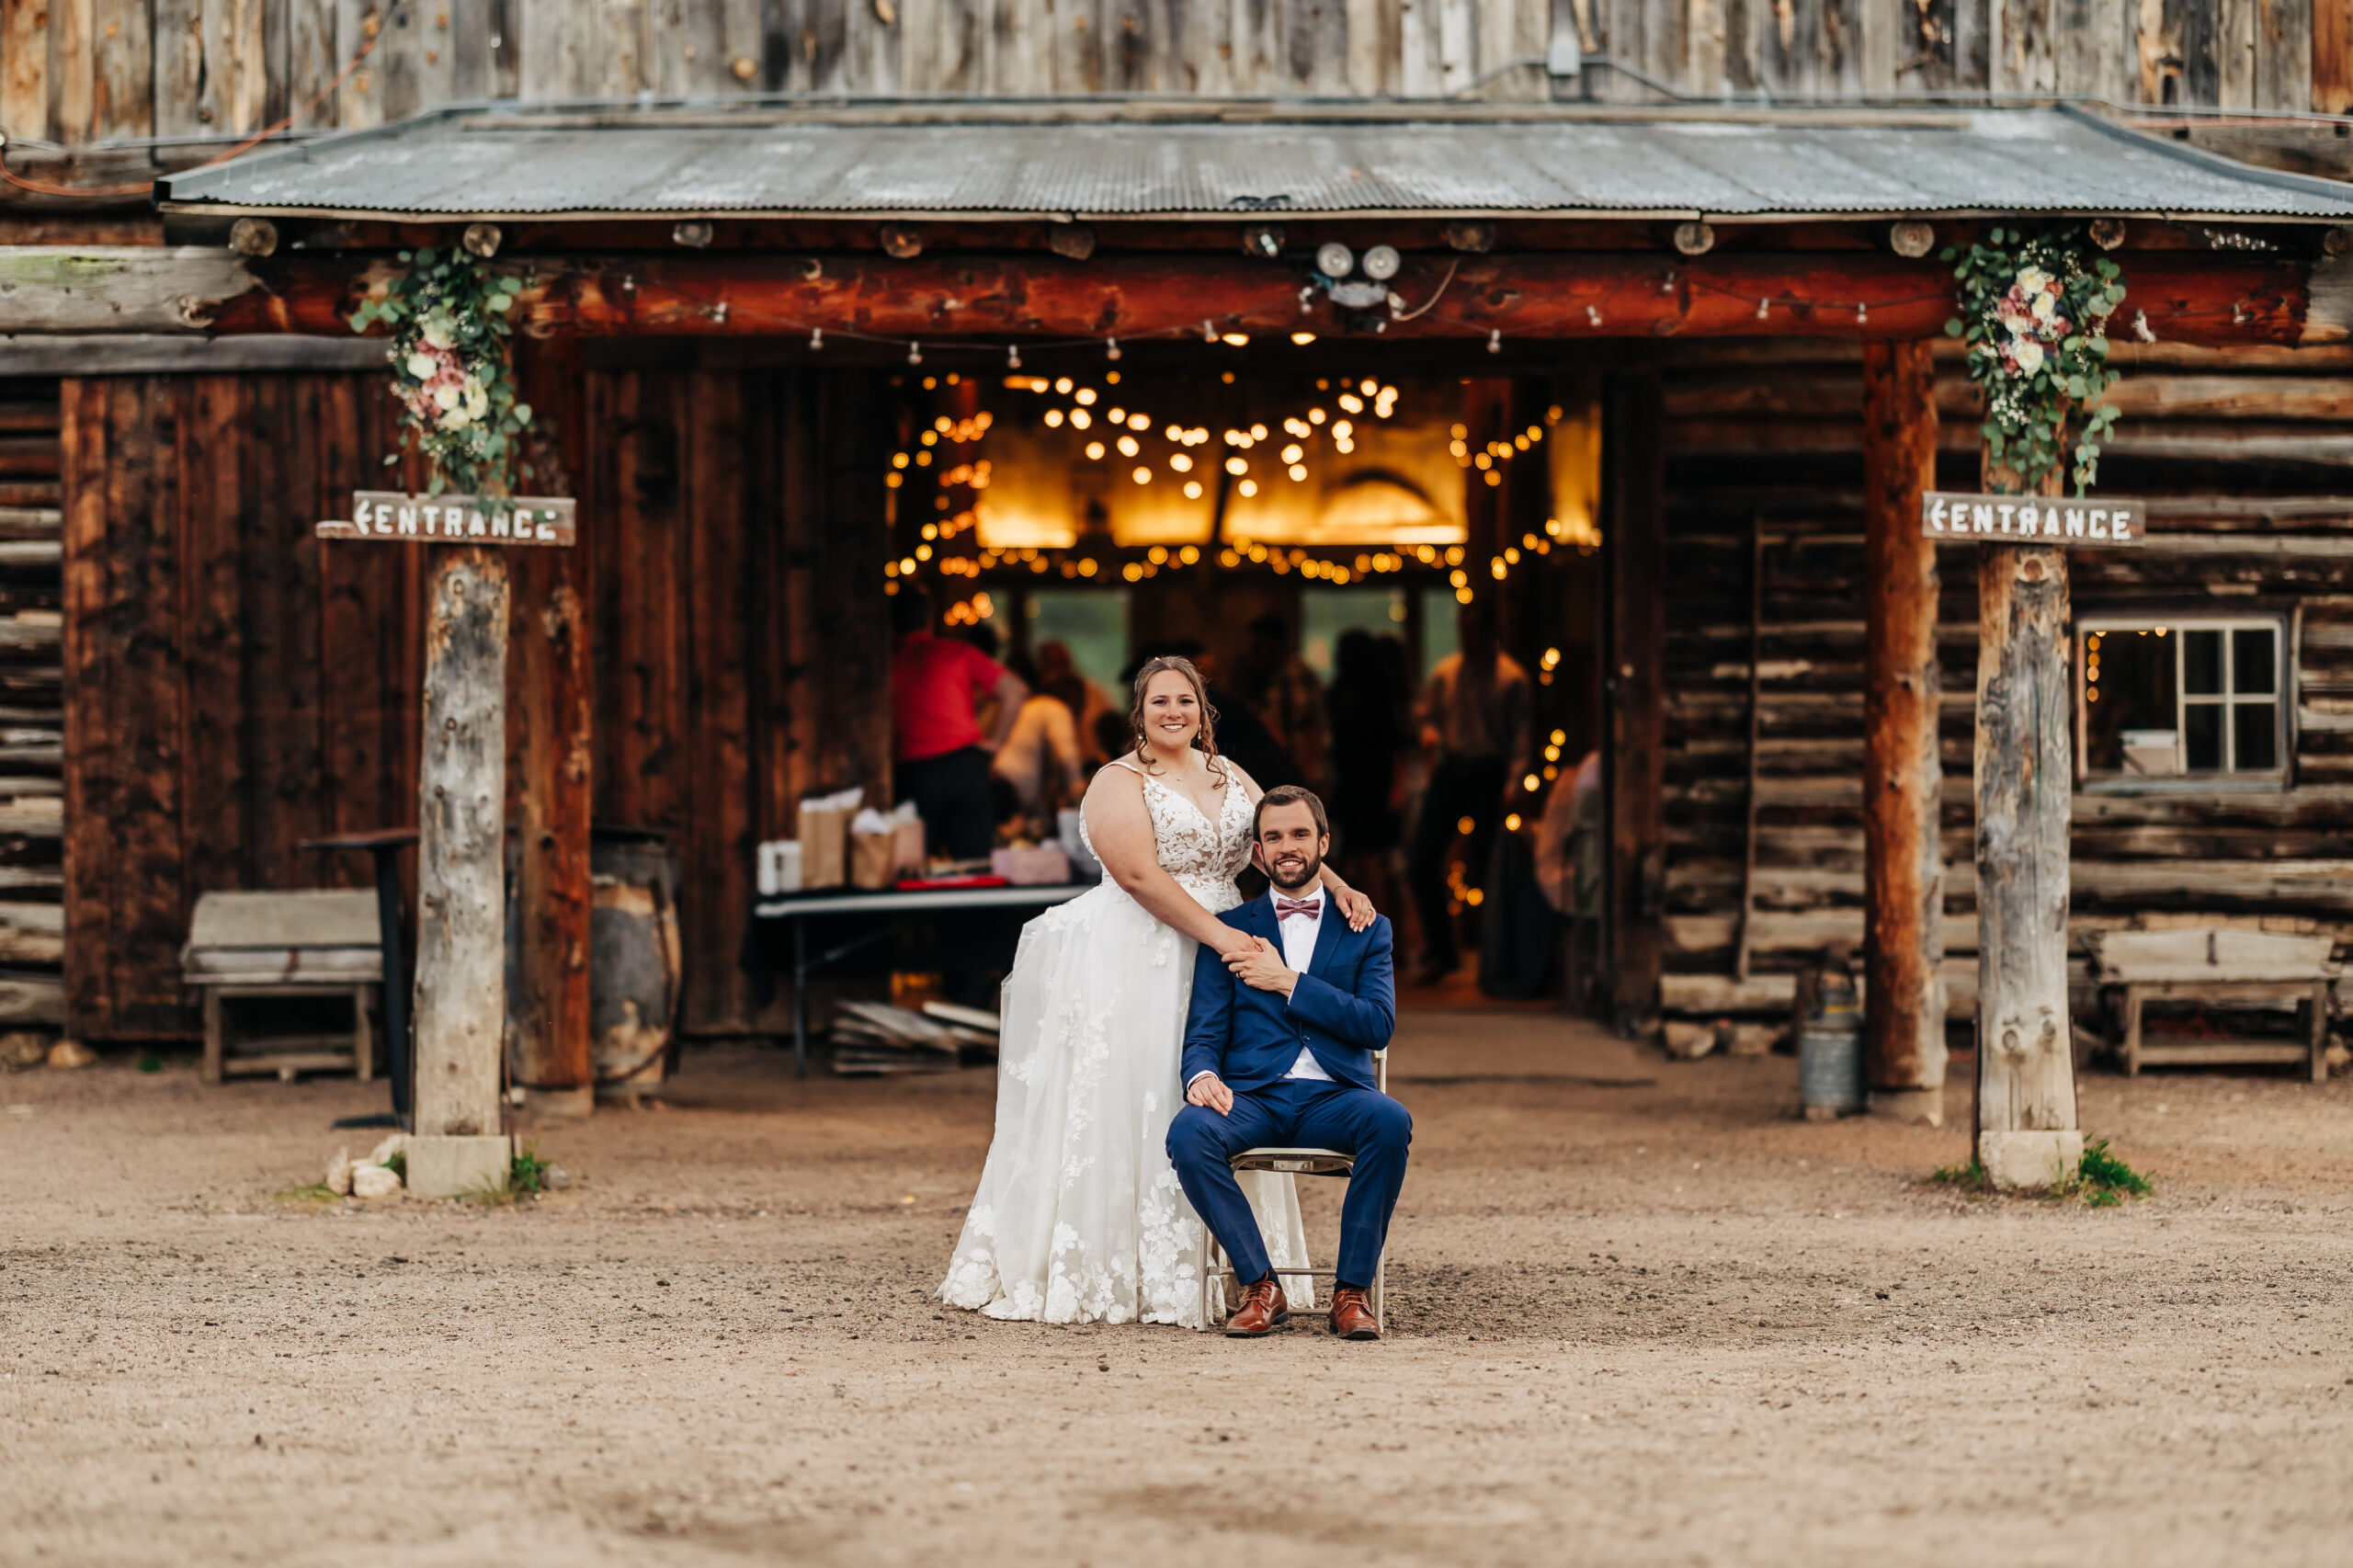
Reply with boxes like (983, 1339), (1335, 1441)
(5, 1007), (2350, 1568)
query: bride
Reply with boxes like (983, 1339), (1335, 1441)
(939, 654), (1372, 1326)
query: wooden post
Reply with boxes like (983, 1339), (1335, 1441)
(507, 337), (595, 1113)
(1973, 469), (2082, 1188)
(1861, 341), (1947, 1124)
(1605, 371), (1666, 1030)
(407, 548), (515, 1198)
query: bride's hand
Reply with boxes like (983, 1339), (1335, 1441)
(1213, 930), (1257, 962)
(1336, 886), (1375, 932)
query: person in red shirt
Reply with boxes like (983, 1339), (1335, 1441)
(892, 587), (1029, 861)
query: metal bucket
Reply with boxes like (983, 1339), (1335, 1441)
(589, 827), (682, 1101)
(1799, 1021), (1865, 1116)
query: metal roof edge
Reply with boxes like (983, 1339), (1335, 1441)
(157, 103), (487, 204)
(2057, 103), (2353, 215)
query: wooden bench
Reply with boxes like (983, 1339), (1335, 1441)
(182, 890), (384, 1084)
(2086, 929), (2339, 1083)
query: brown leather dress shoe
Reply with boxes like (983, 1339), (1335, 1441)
(1223, 1278), (1289, 1337)
(1328, 1286), (1380, 1340)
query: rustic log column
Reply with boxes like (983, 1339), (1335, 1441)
(1860, 341), (1947, 1124)
(1605, 371), (1666, 1029)
(507, 337), (595, 1115)
(407, 548), (515, 1198)
(1973, 469), (2082, 1188)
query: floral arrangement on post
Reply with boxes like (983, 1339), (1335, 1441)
(1942, 227), (2127, 494)
(348, 245), (533, 499)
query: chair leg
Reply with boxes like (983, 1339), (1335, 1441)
(1198, 1221), (1216, 1332)
(1373, 1248), (1385, 1336)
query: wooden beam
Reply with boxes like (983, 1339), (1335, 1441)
(7, 246), (2341, 347)
(1860, 338), (1946, 1125)
(1973, 483), (2082, 1190)
(1605, 369), (1665, 1028)
(505, 337), (594, 1111)
(408, 547), (512, 1196)
(2316, 0), (2352, 111)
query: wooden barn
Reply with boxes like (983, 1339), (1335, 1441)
(4, 0), (2352, 1157)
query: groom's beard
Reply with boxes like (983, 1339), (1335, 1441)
(1265, 848), (1322, 892)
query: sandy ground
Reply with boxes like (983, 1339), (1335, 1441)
(5, 1009), (2351, 1568)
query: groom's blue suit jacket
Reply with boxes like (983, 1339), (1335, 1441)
(1182, 897), (1396, 1093)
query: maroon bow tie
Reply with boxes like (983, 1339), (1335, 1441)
(1274, 896), (1323, 919)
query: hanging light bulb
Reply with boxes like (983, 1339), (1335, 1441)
(1487, 329), (1502, 354)
(1856, 301), (1870, 325)
(809, 326), (824, 351)
(1007, 344), (1022, 369)
(907, 340), (923, 365)
(1202, 320), (1219, 343)
(1106, 337), (1121, 361)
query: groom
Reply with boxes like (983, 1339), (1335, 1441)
(1168, 785), (1408, 1340)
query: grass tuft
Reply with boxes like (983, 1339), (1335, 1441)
(2075, 1138), (2153, 1202)
(510, 1143), (554, 1196)
(1927, 1157), (1990, 1192)
(275, 1183), (338, 1204)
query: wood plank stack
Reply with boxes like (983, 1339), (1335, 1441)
(0, 377), (64, 1038)
(829, 1000), (999, 1076)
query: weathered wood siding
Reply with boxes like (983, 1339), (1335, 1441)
(59, 366), (892, 1042)
(1656, 339), (2353, 1019)
(0, 377), (65, 1028)
(0, 0), (2337, 149)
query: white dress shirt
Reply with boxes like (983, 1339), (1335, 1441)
(1273, 889), (1333, 1083)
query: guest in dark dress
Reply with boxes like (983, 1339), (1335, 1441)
(1324, 629), (1411, 933)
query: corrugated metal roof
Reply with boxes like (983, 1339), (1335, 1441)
(158, 102), (2353, 223)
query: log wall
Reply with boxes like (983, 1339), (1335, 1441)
(1654, 339), (2353, 1024)
(58, 366), (892, 1043)
(0, 0), (2339, 153)
(0, 377), (64, 1030)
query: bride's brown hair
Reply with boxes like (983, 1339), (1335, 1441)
(1127, 655), (1226, 781)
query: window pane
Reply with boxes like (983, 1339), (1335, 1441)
(2234, 701), (2279, 770)
(2184, 703), (2223, 771)
(2084, 630), (2178, 773)
(2183, 630), (2223, 696)
(2233, 627), (2277, 696)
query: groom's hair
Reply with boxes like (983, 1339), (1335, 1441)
(1252, 785), (1329, 842)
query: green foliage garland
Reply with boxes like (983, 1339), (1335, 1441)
(349, 247), (533, 498)
(1942, 227), (2127, 495)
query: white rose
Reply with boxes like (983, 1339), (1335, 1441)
(439, 406), (472, 430)
(2010, 337), (2044, 374)
(464, 387), (489, 417)
(433, 382), (461, 411)
(421, 316), (456, 350)
(2030, 291), (2058, 324)
(405, 351), (439, 381)
(2016, 266), (2049, 293)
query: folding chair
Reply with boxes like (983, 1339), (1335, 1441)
(1196, 1049), (1388, 1334)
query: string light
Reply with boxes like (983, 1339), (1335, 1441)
(810, 326), (824, 350)
(907, 340), (923, 365)
(1487, 329), (1502, 354)
(1106, 337), (1121, 361)
(1007, 344), (1022, 369)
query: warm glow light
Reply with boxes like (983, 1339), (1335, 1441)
(1524, 774), (1540, 792)
(915, 544), (933, 561)
(1238, 480), (1258, 497)
(1224, 456), (1248, 475)
(1116, 435), (1140, 457)
(1043, 408), (1064, 427)
(1338, 392), (1363, 414)
(1454, 586), (1472, 604)
(1085, 441), (1106, 460)
(1332, 421), (1352, 439)
(1132, 466), (1152, 484)
(1183, 481), (1203, 498)
(1221, 333), (1249, 347)
(1169, 453), (1193, 472)
(1504, 814), (1522, 832)
(1291, 331), (1317, 346)
(1288, 464), (1308, 482)
(1178, 545), (1199, 564)
(1069, 409), (1092, 430)
(1309, 407), (1326, 424)
(1074, 387), (1097, 405)
(1107, 406), (1126, 423)
(1250, 425), (1267, 440)
(1054, 377), (1074, 393)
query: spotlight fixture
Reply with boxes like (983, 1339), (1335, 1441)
(1362, 244), (1401, 280)
(1313, 242), (1355, 278)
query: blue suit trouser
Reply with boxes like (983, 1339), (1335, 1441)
(1167, 1077), (1412, 1291)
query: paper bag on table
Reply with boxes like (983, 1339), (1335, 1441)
(796, 787), (861, 890)
(849, 829), (897, 890)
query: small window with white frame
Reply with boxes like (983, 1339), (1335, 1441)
(2079, 616), (2287, 781)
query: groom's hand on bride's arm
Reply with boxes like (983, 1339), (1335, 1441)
(1186, 1072), (1234, 1115)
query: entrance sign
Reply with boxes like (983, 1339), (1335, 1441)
(318, 492), (576, 546)
(1920, 491), (2143, 547)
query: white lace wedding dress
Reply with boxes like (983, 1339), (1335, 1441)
(939, 761), (1313, 1327)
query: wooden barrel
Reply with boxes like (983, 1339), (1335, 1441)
(588, 827), (682, 1100)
